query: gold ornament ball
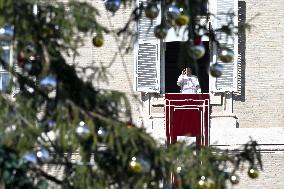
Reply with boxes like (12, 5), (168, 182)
(205, 178), (216, 189)
(175, 15), (190, 26)
(92, 35), (104, 47)
(219, 48), (234, 63)
(128, 160), (143, 174)
(198, 179), (207, 189)
(248, 168), (259, 179)
(145, 3), (159, 19)
(229, 175), (240, 185)
(148, 181), (158, 189)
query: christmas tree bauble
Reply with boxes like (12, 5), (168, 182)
(176, 166), (182, 174)
(92, 35), (104, 47)
(229, 175), (240, 185)
(23, 153), (37, 164)
(145, 3), (159, 19)
(154, 24), (168, 39)
(194, 36), (202, 45)
(128, 158), (143, 174)
(248, 168), (259, 179)
(97, 127), (107, 138)
(128, 156), (150, 174)
(47, 120), (56, 130)
(210, 63), (223, 78)
(188, 44), (205, 59)
(173, 175), (181, 188)
(105, 0), (121, 13)
(36, 149), (49, 162)
(205, 178), (216, 189)
(148, 181), (158, 189)
(175, 14), (190, 26)
(24, 44), (37, 58)
(165, 4), (180, 20)
(0, 25), (14, 39)
(39, 75), (57, 92)
(23, 56), (42, 76)
(218, 48), (234, 63)
(126, 121), (135, 128)
(197, 179), (206, 189)
(76, 121), (90, 139)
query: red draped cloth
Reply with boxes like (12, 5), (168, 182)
(165, 94), (209, 145)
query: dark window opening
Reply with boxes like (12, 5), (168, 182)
(164, 41), (209, 93)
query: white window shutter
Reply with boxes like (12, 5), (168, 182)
(211, 0), (238, 92)
(134, 0), (161, 93)
(0, 41), (11, 91)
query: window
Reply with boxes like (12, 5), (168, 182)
(134, 0), (238, 94)
(164, 41), (209, 94)
(0, 40), (12, 91)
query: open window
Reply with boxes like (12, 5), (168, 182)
(134, 0), (238, 94)
(164, 41), (210, 94)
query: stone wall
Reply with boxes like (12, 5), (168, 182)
(73, 0), (142, 125)
(233, 0), (284, 128)
(71, 1), (284, 188)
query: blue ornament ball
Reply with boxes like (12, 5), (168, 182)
(0, 25), (13, 39)
(105, 0), (121, 13)
(39, 75), (57, 92)
(210, 63), (223, 78)
(165, 4), (180, 19)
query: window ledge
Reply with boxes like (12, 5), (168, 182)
(210, 113), (237, 119)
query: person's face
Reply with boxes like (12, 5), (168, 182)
(186, 68), (192, 76)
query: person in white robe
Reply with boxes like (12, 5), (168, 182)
(177, 67), (201, 94)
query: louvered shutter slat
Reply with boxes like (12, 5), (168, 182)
(134, 0), (161, 92)
(212, 0), (238, 91)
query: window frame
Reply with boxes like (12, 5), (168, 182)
(0, 40), (12, 91)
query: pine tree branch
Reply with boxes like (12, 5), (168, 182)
(32, 166), (63, 185)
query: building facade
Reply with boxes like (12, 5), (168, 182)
(1, 0), (283, 188)
(89, 0), (284, 188)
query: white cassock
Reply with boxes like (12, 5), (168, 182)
(177, 74), (201, 94)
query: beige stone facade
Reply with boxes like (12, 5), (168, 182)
(75, 0), (284, 188)
(234, 0), (284, 128)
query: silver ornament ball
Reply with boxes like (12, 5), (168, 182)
(105, 0), (121, 13)
(97, 127), (107, 138)
(76, 121), (90, 139)
(0, 25), (14, 39)
(188, 44), (205, 59)
(36, 149), (50, 161)
(39, 75), (57, 92)
(165, 4), (180, 20)
(23, 153), (37, 164)
(154, 24), (168, 39)
(210, 63), (223, 78)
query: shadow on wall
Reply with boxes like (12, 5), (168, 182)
(234, 1), (246, 102)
